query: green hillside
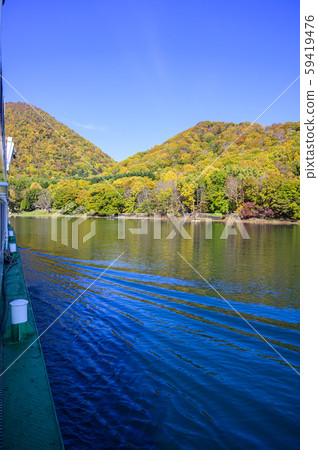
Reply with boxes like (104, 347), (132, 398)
(6, 104), (300, 220)
(109, 120), (299, 178)
(94, 120), (299, 220)
(5, 102), (113, 178)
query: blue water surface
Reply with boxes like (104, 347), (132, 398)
(12, 217), (300, 449)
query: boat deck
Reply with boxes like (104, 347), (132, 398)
(1, 228), (64, 449)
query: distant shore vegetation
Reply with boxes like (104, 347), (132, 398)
(6, 103), (300, 221)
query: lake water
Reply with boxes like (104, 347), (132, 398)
(11, 216), (300, 449)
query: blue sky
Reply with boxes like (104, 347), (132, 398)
(2, 0), (299, 161)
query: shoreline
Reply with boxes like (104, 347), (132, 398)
(10, 211), (299, 225)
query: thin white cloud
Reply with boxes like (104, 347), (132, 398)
(65, 119), (108, 132)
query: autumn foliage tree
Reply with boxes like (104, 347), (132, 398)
(6, 103), (299, 220)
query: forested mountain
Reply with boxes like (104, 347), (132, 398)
(5, 102), (113, 178)
(6, 102), (300, 220)
(109, 121), (299, 178)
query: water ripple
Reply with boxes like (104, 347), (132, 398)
(17, 246), (300, 449)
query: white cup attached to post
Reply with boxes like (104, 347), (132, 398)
(9, 242), (17, 254)
(10, 299), (29, 324)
